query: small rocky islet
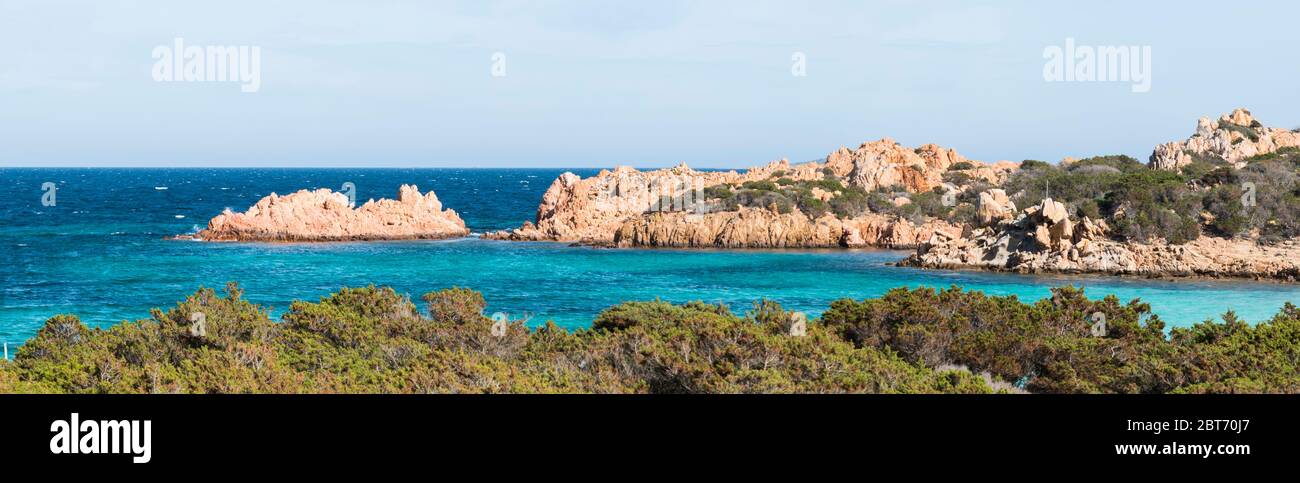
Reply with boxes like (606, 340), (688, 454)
(183, 184), (469, 242)
(187, 108), (1300, 281)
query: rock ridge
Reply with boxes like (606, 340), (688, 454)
(188, 185), (469, 242)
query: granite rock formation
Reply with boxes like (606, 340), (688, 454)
(1150, 108), (1300, 170)
(612, 207), (961, 249)
(487, 138), (1013, 247)
(904, 198), (1300, 281)
(190, 185), (468, 242)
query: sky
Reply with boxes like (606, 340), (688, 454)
(1, 0), (1298, 168)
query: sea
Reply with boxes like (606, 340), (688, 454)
(3, 168), (1298, 345)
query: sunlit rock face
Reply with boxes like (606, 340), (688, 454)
(905, 197), (1300, 281)
(192, 185), (468, 242)
(1150, 108), (1300, 171)
(487, 138), (1012, 247)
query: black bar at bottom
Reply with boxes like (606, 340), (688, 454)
(2, 395), (1290, 473)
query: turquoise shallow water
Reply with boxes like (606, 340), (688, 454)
(3, 168), (1299, 345)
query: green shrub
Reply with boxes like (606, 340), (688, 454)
(3, 285), (1299, 394)
(1071, 155), (1145, 173)
(829, 187), (871, 218)
(911, 189), (953, 220)
(942, 170), (973, 185)
(713, 178), (847, 218)
(796, 195), (830, 218)
(948, 161), (975, 171)
(820, 286), (1300, 394)
(1219, 122), (1260, 143)
(1004, 161), (1119, 215)
(592, 299), (682, 331)
(1203, 185), (1248, 237)
(811, 178), (845, 193)
(422, 287), (486, 325)
(703, 184), (734, 201)
(1004, 160), (1209, 243)
(1019, 160), (1052, 170)
(734, 189), (793, 214)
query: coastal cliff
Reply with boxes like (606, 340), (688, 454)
(487, 138), (1012, 247)
(612, 207), (960, 249)
(902, 198), (1300, 281)
(491, 108), (1300, 281)
(189, 184), (469, 242)
(176, 108), (1299, 280)
(904, 108), (1300, 281)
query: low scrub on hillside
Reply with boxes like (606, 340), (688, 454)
(2, 284), (1297, 394)
(693, 147), (1300, 248)
(706, 178), (845, 219)
(705, 176), (977, 225)
(821, 285), (1300, 393)
(1001, 153), (1300, 244)
(0, 284), (987, 394)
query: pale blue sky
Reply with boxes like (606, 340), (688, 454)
(2, 0), (1298, 168)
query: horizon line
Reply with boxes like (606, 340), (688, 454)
(0, 165), (754, 170)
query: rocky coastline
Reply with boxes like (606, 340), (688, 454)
(184, 108), (1300, 282)
(485, 138), (1005, 248)
(1150, 108), (1300, 171)
(488, 108), (1300, 282)
(901, 198), (1300, 282)
(185, 184), (468, 242)
(610, 208), (959, 249)
(903, 108), (1300, 281)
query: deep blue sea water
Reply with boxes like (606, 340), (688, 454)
(3, 168), (1299, 346)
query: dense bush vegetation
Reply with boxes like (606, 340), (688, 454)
(1000, 153), (1300, 244)
(694, 148), (1300, 248)
(820, 286), (1300, 393)
(707, 177), (847, 219)
(0, 285), (989, 394)
(947, 161), (975, 171)
(2, 284), (1296, 394)
(705, 173), (977, 225)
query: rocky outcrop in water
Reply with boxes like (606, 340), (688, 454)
(190, 185), (468, 242)
(904, 197), (1300, 281)
(487, 138), (1013, 247)
(1150, 108), (1300, 170)
(484, 165), (730, 244)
